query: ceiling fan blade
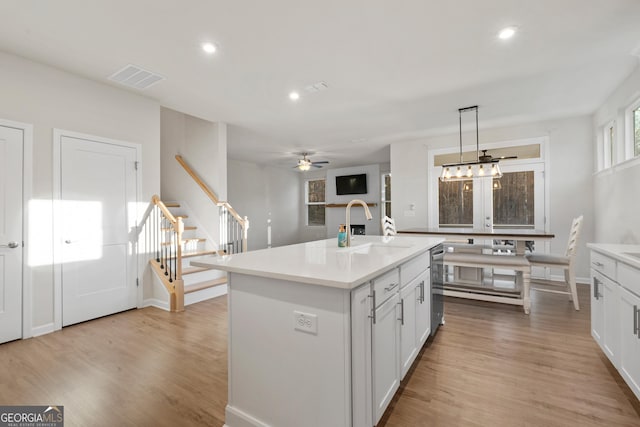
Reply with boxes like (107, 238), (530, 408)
(498, 155), (518, 159)
(311, 161), (329, 165)
(311, 164), (324, 168)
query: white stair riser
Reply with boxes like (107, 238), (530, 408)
(183, 269), (226, 286)
(185, 284), (227, 306)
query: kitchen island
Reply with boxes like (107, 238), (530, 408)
(192, 235), (444, 427)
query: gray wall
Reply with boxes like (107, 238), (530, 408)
(391, 115), (595, 281)
(228, 159), (301, 250)
(0, 51), (160, 333)
(325, 164), (381, 238)
(160, 107), (226, 248)
(592, 64), (640, 244)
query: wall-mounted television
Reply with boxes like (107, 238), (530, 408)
(336, 173), (368, 195)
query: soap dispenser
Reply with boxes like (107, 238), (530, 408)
(338, 224), (347, 247)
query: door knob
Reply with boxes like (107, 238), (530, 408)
(1, 241), (19, 248)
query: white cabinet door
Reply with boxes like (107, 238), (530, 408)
(351, 283), (373, 427)
(619, 287), (640, 401)
(602, 276), (619, 365)
(415, 270), (431, 348)
(591, 271), (604, 346)
(372, 293), (400, 424)
(400, 280), (418, 379)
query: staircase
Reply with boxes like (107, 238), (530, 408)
(139, 155), (249, 312)
(163, 201), (228, 306)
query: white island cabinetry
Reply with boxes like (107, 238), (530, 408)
(194, 236), (443, 427)
(587, 244), (640, 402)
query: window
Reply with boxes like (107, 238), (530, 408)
(493, 171), (535, 228)
(381, 173), (391, 218)
(438, 180), (473, 227)
(625, 99), (640, 160)
(305, 179), (325, 226)
(603, 121), (615, 168)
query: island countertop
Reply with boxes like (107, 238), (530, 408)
(191, 235), (445, 289)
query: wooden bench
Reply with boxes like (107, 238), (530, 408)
(443, 252), (532, 314)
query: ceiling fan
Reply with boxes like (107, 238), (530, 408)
(478, 149), (518, 162)
(294, 153), (329, 171)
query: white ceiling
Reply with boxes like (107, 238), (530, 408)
(1, 0), (640, 169)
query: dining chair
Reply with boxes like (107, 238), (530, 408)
(526, 215), (583, 310)
(381, 216), (397, 236)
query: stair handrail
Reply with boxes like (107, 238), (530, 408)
(175, 154), (249, 253)
(175, 155), (246, 227)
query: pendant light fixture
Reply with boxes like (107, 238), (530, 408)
(440, 105), (503, 181)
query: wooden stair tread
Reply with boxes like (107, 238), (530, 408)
(185, 277), (227, 294)
(181, 250), (217, 258)
(162, 226), (197, 231)
(182, 266), (215, 275)
(161, 238), (206, 246)
(164, 202), (181, 208)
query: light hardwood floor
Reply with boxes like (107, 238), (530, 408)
(1, 285), (639, 426)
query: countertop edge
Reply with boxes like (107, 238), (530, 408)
(586, 243), (640, 269)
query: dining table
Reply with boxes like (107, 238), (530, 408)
(398, 227), (555, 312)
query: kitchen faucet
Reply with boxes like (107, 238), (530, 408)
(345, 199), (373, 247)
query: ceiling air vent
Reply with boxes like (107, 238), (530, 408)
(108, 64), (165, 90)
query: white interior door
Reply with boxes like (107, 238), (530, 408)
(59, 134), (138, 327)
(0, 125), (23, 343)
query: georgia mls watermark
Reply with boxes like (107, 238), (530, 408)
(0, 406), (63, 427)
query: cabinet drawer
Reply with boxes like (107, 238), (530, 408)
(400, 252), (430, 288)
(372, 268), (400, 306)
(591, 251), (616, 280)
(618, 262), (640, 297)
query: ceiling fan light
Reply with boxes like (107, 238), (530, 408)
(298, 163), (311, 171)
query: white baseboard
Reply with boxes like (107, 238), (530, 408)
(31, 322), (55, 338)
(142, 298), (170, 311)
(225, 405), (269, 427)
(185, 284), (227, 306)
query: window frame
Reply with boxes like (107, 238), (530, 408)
(305, 178), (326, 227)
(602, 119), (616, 169)
(624, 97), (640, 160)
(381, 172), (391, 220)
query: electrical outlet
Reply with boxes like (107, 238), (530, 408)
(294, 311), (318, 335)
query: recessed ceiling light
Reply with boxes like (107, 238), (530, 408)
(289, 91), (300, 101)
(498, 26), (517, 40)
(202, 42), (217, 54)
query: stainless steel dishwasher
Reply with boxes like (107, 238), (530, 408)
(430, 244), (445, 335)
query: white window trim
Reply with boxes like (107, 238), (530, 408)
(602, 119), (615, 169)
(624, 97), (640, 161)
(305, 178), (326, 227)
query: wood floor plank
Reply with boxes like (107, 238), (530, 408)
(1, 285), (638, 426)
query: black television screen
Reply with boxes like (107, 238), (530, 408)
(336, 174), (367, 195)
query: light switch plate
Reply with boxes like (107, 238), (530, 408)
(294, 311), (318, 335)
